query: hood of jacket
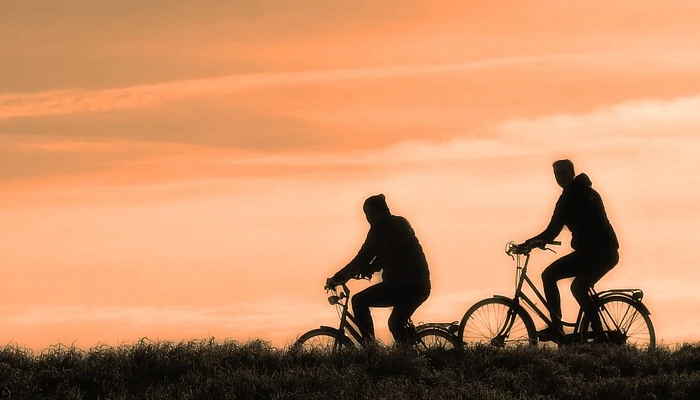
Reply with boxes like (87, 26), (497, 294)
(363, 194), (391, 216)
(569, 173), (592, 191)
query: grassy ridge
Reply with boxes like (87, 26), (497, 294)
(0, 339), (699, 399)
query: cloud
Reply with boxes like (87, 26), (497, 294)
(0, 134), (167, 154)
(217, 138), (519, 167)
(0, 134), (199, 182)
(182, 92), (700, 182)
(0, 101), (334, 150)
(0, 52), (645, 120)
(3, 91), (699, 187)
(214, 88), (700, 166)
(498, 93), (700, 144)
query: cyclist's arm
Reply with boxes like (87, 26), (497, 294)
(332, 228), (378, 282)
(528, 197), (565, 244)
(365, 256), (382, 274)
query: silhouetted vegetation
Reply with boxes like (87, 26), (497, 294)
(0, 338), (699, 399)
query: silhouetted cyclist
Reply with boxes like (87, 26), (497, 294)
(325, 194), (431, 345)
(520, 159), (619, 343)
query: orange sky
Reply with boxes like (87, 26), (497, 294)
(1, 0), (700, 350)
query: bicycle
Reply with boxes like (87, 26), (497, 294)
(294, 277), (460, 352)
(458, 240), (656, 349)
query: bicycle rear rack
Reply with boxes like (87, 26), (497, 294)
(417, 321), (460, 334)
(594, 288), (644, 302)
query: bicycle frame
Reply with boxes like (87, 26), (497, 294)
(507, 246), (585, 334)
(458, 241), (655, 349)
(505, 242), (651, 340)
(324, 282), (459, 345)
(323, 282), (368, 346)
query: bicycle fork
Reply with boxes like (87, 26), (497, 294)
(491, 308), (521, 347)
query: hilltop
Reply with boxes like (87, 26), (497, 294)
(0, 339), (699, 399)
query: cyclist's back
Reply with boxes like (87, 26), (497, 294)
(326, 194), (431, 344)
(363, 214), (431, 286)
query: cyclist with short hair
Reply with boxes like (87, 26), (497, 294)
(521, 159), (619, 343)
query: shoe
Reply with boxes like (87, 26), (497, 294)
(537, 327), (564, 343)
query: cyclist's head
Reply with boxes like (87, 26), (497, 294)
(552, 159), (575, 189)
(363, 194), (391, 225)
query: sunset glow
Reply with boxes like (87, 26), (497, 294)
(1, 1), (699, 350)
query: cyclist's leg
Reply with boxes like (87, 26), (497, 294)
(541, 252), (584, 330)
(571, 249), (620, 334)
(587, 248), (619, 285)
(387, 284), (430, 344)
(351, 282), (394, 341)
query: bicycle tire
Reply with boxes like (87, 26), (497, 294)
(294, 328), (351, 352)
(413, 327), (460, 351)
(580, 295), (656, 349)
(458, 297), (537, 347)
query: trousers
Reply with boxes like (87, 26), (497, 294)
(542, 248), (619, 333)
(351, 281), (430, 343)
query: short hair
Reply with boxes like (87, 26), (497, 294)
(552, 159), (575, 174)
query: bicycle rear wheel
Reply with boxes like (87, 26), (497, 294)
(413, 328), (459, 351)
(294, 328), (350, 352)
(580, 296), (656, 349)
(459, 297), (536, 347)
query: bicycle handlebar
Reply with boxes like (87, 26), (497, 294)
(324, 273), (370, 291)
(506, 240), (561, 256)
(324, 272), (370, 302)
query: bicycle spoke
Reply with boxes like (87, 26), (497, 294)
(472, 304), (501, 339)
(304, 336), (335, 350)
(415, 329), (457, 350)
(474, 305), (496, 337)
(621, 309), (641, 333)
(589, 296), (655, 349)
(295, 329), (345, 352)
(607, 302), (639, 335)
(460, 298), (535, 347)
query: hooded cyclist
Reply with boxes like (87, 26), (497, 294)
(325, 194), (431, 345)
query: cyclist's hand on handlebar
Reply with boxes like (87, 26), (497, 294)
(521, 238), (537, 246)
(510, 239), (541, 254)
(520, 239), (562, 251)
(325, 277), (341, 291)
(512, 241), (530, 252)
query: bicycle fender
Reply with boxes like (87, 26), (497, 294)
(598, 295), (652, 316)
(319, 326), (342, 334)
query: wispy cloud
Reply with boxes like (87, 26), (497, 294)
(208, 92), (700, 168)
(2, 92), (698, 188)
(0, 135), (172, 154)
(498, 93), (700, 144)
(0, 52), (650, 120)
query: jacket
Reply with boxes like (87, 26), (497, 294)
(332, 215), (431, 287)
(529, 173), (619, 251)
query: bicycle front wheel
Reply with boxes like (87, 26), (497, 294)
(413, 328), (459, 351)
(294, 328), (350, 352)
(581, 296), (656, 350)
(459, 297), (536, 347)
